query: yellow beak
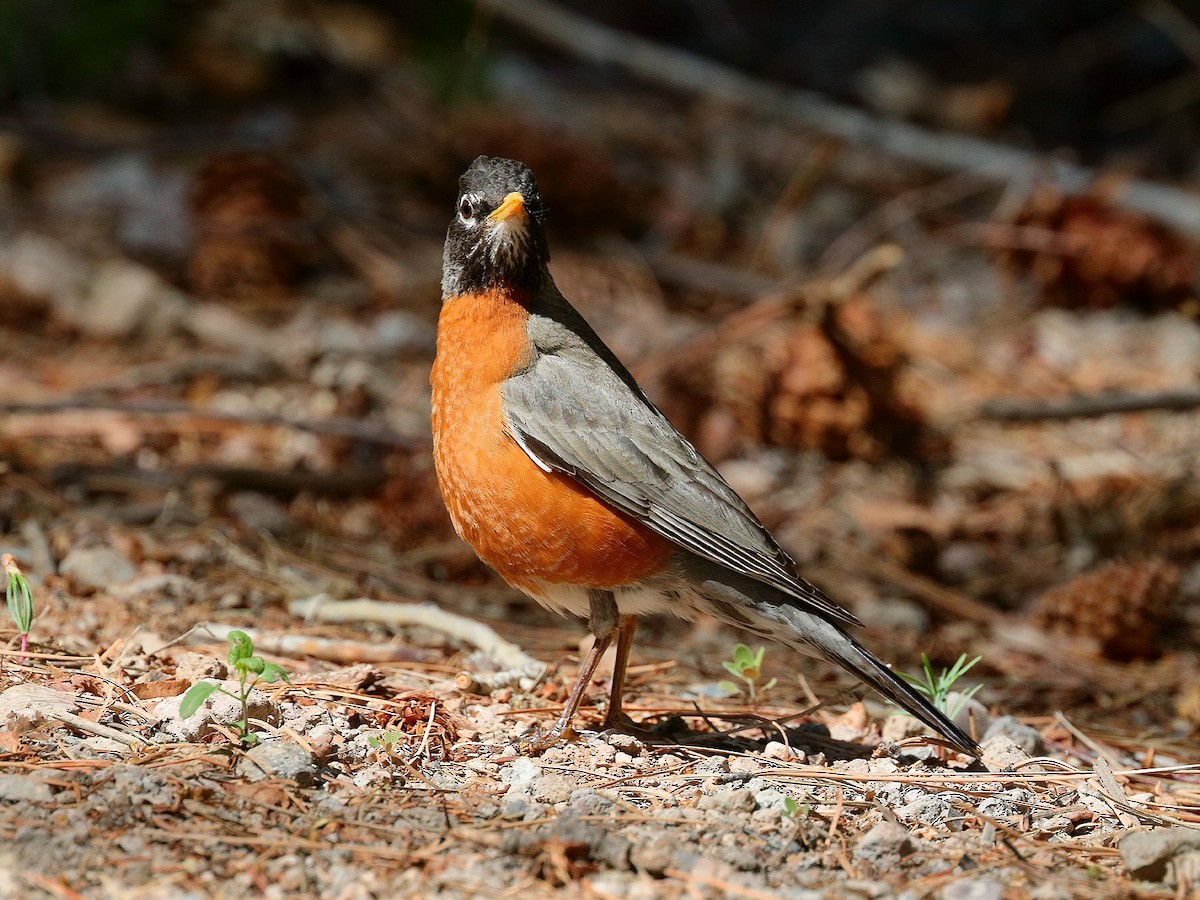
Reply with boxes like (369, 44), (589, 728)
(488, 192), (528, 223)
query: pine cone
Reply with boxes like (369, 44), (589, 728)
(711, 294), (932, 461)
(1029, 557), (1180, 661)
(997, 186), (1196, 312)
(189, 152), (317, 300)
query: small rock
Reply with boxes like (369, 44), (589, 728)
(59, 545), (136, 591)
(881, 714), (931, 743)
(227, 492), (295, 536)
(1119, 827), (1200, 882)
(854, 821), (916, 863)
(982, 716), (1044, 756)
(0, 773), (53, 802)
(498, 791), (541, 820)
(940, 878), (1003, 900)
(371, 311), (436, 354)
(763, 740), (803, 761)
(897, 795), (957, 829)
(0, 683), (80, 730)
(980, 735), (1031, 772)
(175, 652), (228, 682)
(502, 757), (541, 793)
(154, 682), (278, 741)
(853, 595), (929, 633)
(605, 732), (644, 754)
(237, 741), (319, 785)
(630, 833), (678, 876)
(531, 772), (578, 804)
(78, 259), (187, 339)
(828, 701), (870, 742)
(728, 756), (762, 776)
(698, 787), (756, 813)
(948, 693), (991, 736)
(565, 789), (614, 816)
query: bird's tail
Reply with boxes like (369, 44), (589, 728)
(783, 609), (980, 756)
(687, 567), (980, 755)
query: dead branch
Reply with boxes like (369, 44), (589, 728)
(978, 385), (1200, 421)
(194, 623), (441, 665)
(0, 398), (422, 448)
(288, 595), (548, 676)
(478, 0), (1200, 235)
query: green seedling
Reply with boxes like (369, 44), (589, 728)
(2, 554), (34, 661)
(180, 630), (290, 745)
(898, 652), (982, 719)
(782, 797), (811, 819)
(719, 643), (777, 705)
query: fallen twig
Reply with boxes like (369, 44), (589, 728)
(288, 595), (548, 676)
(191, 623), (441, 665)
(0, 399), (420, 448)
(477, 0), (1200, 235)
(977, 385), (1200, 421)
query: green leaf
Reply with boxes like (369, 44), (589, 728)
(226, 630), (254, 666)
(258, 662), (290, 684)
(179, 682), (219, 718)
(732, 644), (755, 668)
(4, 565), (34, 633)
(722, 660), (742, 678)
(762, 678), (777, 691)
(717, 680), (742, 697)
(243, 655), (266, 675)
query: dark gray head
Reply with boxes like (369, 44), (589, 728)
(441, 156), (550, 299)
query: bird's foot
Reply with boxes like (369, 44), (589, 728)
(601, 711), (658, 743)
(518, 720), (576, 755)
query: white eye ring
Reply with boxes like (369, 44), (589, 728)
(458, 195), (478, 224)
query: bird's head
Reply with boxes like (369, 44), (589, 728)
(442, 156), (549, 299)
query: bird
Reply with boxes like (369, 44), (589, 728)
(431, 155), (979, 756)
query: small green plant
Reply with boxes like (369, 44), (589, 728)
(179, 630), (290, 745)
(782, 797), (810, 819)
(366, 730), (407, 752)
(719, 643), (777, 705)
(2, 554), (34, 661)
(899, 652), (982, 719)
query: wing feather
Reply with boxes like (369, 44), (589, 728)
(504, 323), (861, 629)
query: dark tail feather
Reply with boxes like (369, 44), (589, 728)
(794, 613), (980, 756)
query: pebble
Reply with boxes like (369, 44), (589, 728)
(154, 682), (278, 741)
(175, 652), (228, 682)
(948, 693), (991, 736)
(228, 492), (296, 537)
(982, 716), (1044, 756)
(940, 878), (1003, 900)
(853, 821), (917, 863)
(502, 757), (541, 793)
(238, 741), (319, 785)
(0, 773), (54, 802)
(698, 787), (755, 813)
(531, 772), (578, 804)
(630, 833), (677, 876)
(728, 756), (762, 776)
(78, 259), (187, 339)
(979, 735), (1031, 772)
(0, 683), (80, 729)
(897, 796), (958, 830)
(59, 546), (137, 592)
(1118, 826), (1200, 882)
(881, 714), (930, 743)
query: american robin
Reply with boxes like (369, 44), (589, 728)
(431, 156), (979, 756)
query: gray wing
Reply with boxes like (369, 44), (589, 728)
(502, 300), (861, 628)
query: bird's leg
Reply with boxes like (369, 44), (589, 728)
(520, 590), (618, 753)
(602, 615), (639, 730)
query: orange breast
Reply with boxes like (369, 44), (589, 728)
(430, 288), (673, 594)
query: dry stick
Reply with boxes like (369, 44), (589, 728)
(476, 0), (1200, 235)
(977, 385), (1200, 421)
(0, 399), (420, 448)
(288, 595), (548, 682)
(193, 623), (440, 665)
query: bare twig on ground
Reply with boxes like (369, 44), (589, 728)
(191, 623), (441, 665)
(288, 595), (548, 676)
(0, 399), (420, 448)
(978, 385), (1200, 421)
(476, 0), (1200, 234)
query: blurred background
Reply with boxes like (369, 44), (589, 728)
(1, 0), (1199, 744)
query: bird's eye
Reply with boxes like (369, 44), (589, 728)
(458, 196), (476, 223)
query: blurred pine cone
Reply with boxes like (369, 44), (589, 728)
(711, 294), (934, 461)
(997, 186), (1196, 312)
(1029, 557), (1180, 661)
(189, 152), (317, 301)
